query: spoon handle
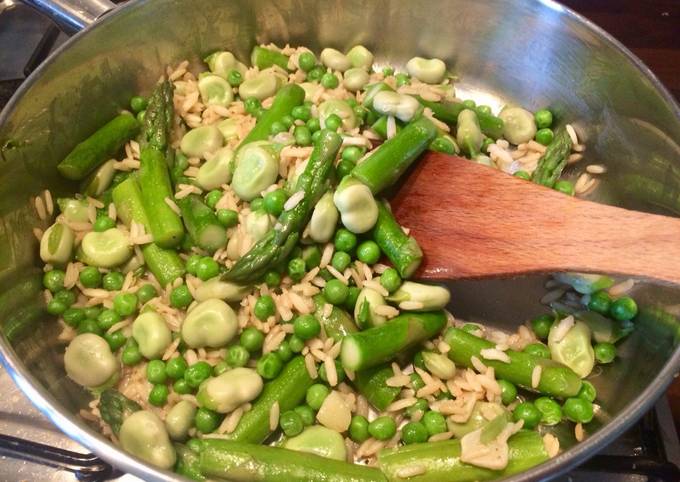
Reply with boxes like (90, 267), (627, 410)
(390, 152), (680, 284)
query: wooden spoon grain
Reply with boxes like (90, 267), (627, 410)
(390, 151), (680, 284)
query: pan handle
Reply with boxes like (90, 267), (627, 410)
(21, 0), (116, 35)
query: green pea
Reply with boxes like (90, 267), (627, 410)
(294, 314), (320, 340)
(321, 73), (339, 89)
(264, 271), (281, 287)
(185, 254), (202, 275)
(279, 410), (304, 437)
(356, 240), (381, 264)
(270, 121), (287, 135)
(97, 309), (121, 330)
(287, 257), (306, 282)
(227, 69), (243, 87)
(422, 411), (447, 436)
(76, 266), (99, 289)
(205, 190), (222, 209)
(307, 66), (325, 81)
(186, 438), (203, 453)
(609, 296), (637, 321)
(92, 216), (115, 232)
(184, 361), (212, 388)
(430, 136), (457, 154)
(534, 109), (553, 129)
(195, 407), (222, 433)
(319, 359), (345, 384)
(380, 268), (401, 293)
(54, 289), (77, 307)
(401, 421), (428, 444)
(335, 160), (355, 179)
(395, 73), (411, 88)
(578, 380), (597, 402)
(498, 379), (517, 405)
(77, 318), (102, 335)
(594, 342), (616, 364)
(104, 330), (127, 351)
(524, 342), (551, 359)
(113, 292), (138, 317)
(263, 190), (287, 217)
(170, 284), (193, 308)
(323, 279), (349, 305)
(306, 117), (321, 132)
(535, 128), (554, 146)
(294, 125), (312, 146)
(289, 335), (305, 353)
(276, 340), (293, 362)
(135, 284), (157, 305)
(531, 314), (554, 340)
(147, 359), (167, 384)
(196, 257), (220, 281)
(382, 67), (394, 77)
(535, 397), (563, 425)
(253, 295), (275, 321)
(331, 252), (351, 272)
(476, 105), (492, 115)
(334, 228), (357, 253)
(63, 307), (86, 327)
(43, 269), (65, 293)
(250, 198), (265, 211)
(294, 405), (315, 426)
(130, 96), (148, 113)
(588, 290), (611, 314)
(298, 52), (317, 72)
(563, 397), (594, 423)
(102, 271), (124, 291)
(257, 352), (283, 379)
(244, 97), (261, 114)
(122, 339), (142, 365)
(84, 306), (102, 320)
(462, 99), (476, 109)
(217, 208), (239, 228)
(345, 286), (361, 311)
(292, 105), (312, 121)
(554, 180), (575, 196)
(136, 110), (146, 123)
(513, 402), (542, 429)
(240, 327), (265, 352)
(513, 170), (531, 180)
(409, 373), (425, 391)
(173, 378), (193, 395)
(303, 246), (322, 270)
(149, 384), (169, 406)
(481, 137), (495, 154)
(405, 399), (429, 419)
(324, 114), (342, 131)
(280, 115), (294, 129)
(341, 146), (363, 163)
(224, 345), (248, 368)
(369, 416), (396, 441)
(166, 356), (188, 380)
(349, 415), (370, 443)
(46, 298), (66, 316)
(306, 384), (329, 410)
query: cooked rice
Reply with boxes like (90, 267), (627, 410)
(34, 195), (47, 220)
(586, 164), (606, 174)
(269, 401), (280, 431)
(543, 433), (560, 457)
(575, 423), (584, 442)
(399, 300), (424, 310)
(480, 348), (511, 364)
(608, 279), (635, 297)
(305, 354), (318, 378)
(428, 431), (454, 442)
(395, 465), (427, 478)
(552, 315), (575, 343)
(531, 365), (542, 389)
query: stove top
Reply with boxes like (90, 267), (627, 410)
(1, 2), (680, 481)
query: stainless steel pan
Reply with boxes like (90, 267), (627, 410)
(2, 0), (680, 480)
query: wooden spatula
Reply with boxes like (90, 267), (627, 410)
(390, 151), (680, 284)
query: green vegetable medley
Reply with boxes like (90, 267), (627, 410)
(34, 42), (634, 481)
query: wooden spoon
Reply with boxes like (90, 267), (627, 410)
(390, 151), (680, 284)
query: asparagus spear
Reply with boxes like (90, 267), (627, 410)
(351, 116), (437, 195)
(353, 364), (401, 411)
(240, 84), (305, 147)
(200, 440), (387, 482)
(531, 126), (573, 187)
(414, 97), (505, 139)
(444, 328), (582, 398)
(341, 311), (447, 371)
(99, 389), (141, 435)
(223, 130), (342, 283)
(371, 200), (423, 278)
(138, 81), (185, 248)
(175, 444), (205, 481)
(378, 431), (548, 482)
(251, 46), (290, 70)
(226, 356), (314, 443)
(371, 115), (403, 139)
(57, 113), (140, 180)
(112, 177), (186, 287)
(313, 294), (357, 341)
(176, 194), (227, 253)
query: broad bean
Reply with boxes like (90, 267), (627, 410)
(354, 287), (387, 329)
(299, 82), (323, 102)
(198, 74), (234, 107)
(238, 72), (281, 101)
(308, 192), (338, 243)
(64, 333), (119, 388)
(343, 68), (370, 92)
(283, 425), (346, 461)
(79, 228), (133, 268)
(499, 106), (537, 145)
(40, 222), (75, 265)
(447, 402), (508, 438)
(372, 91), (421, 123)
(196, 367), (263, 413)
(195, 278), (251, 302)
(206, 51), (247, 79)
(332, 176), (378, 234)
(165, 400), (197, 441)
(386, 281), (451, 310)
(548, 320), (595, 378)
(119, 410), (176, 469)
(318, 99), (357, 130)
(245, 209), (273, 243)
(231, 142), (279, 201)
(217, 118), (240, 141)
(83, 159), (116, 196)
(196, 147), (234, 190)
(320, 48), (351, 72)
(456, 109), (484, 155)
(181, 125), (224, 158)
(57, 198), (89, 223)
(132, 311), (172, 359)
(406, 57), (447, 84)
(182, 298), (238, 348)
(422, 351), (456, 379)
(346, 45), (374, 70)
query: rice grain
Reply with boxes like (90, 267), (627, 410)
(531, 365), (542, 389)
(269, 401), (280, 431)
